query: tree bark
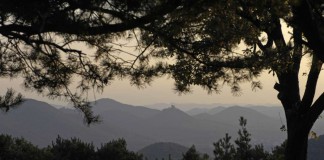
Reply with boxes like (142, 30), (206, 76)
(292, 0), (324, 62)
(285, 113), (313, 160)
(275, 72), (316, 160)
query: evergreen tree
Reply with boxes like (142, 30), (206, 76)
(269, 141), (286, 160)
(0, 134), (51, 160)
(182, 145), (208, 160)
(96, 139), (142, 160)
(50, 136), (95, 160)
(234, 117), (252, 160)
(250, 144), (270, 160)
(0, 0), (183, 124)
(1, 1), (324, 159)
(139, 2), (324, 159)
(214, 117), (272, 160)
(214, 133), (235, 160)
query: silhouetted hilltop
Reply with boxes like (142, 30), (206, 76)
(187, 106), (226, 115)
(92, 98), (159, 118)
(150, 105), (194, 123)
(0, 99), (154, 150)
(0, 98), (288, 154)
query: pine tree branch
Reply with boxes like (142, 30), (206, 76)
(301, 55), (323, 110)
(0, 0), (182, 36)
(309, 92), (324, 124)
(0, 89), (24, 112)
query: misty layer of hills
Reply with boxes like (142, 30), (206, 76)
(1, 98), (323, 156)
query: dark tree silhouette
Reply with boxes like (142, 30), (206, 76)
(0, 134), (143, 160)
(137, 1), (324, 160)
(0, 0), (184, 124)
(96, 139), (142, 160)
(182, 145), (209, 160)
(50, 136), (96, 160)
(214, 117), (282, 160)
(234, 117), (252, 160)
(214, 133), (235, 160)
(0, 1), (324, 159)
(0, 134), (51, 160)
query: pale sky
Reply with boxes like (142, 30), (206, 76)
(1, 22), (323, 107)
(1, 60), (323, 107)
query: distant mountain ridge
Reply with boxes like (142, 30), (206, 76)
(92, 98), (160, 118)
(145, 103), (234, 111)
(151, 106), (194, 123)
(0, 98), (289, 155)
(186, 106), (226, 115)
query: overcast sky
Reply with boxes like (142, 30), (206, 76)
(1, 60), (323, 107)
(1, 23), (323, 107)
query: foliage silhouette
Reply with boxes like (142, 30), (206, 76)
(182, 145), (209, 160)
(214, 117), (284, 160)
(0, 134), (142, 160)
(0, 1), (324, 159)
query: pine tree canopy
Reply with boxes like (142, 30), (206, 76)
(0, 0), (324, 127)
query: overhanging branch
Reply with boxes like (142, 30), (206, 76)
(0, 0), (183, 36)
(301, 55), (323, 109)
(309, 93), (324, 124)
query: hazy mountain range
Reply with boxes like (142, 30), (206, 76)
(1, 98), (323, 156)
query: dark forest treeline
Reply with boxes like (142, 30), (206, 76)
(4, 117), (324, 160)
(0, 135), (142, 160)
(0, 133), (285, 160)
(181, 117), (286, 160)
(0, 117), (288, 160)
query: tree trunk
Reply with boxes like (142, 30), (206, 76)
(285, 112), (314, 160)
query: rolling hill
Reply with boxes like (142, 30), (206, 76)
(0, 98), (287, 154)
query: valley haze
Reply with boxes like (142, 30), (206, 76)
(2, 98), (324, 158)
